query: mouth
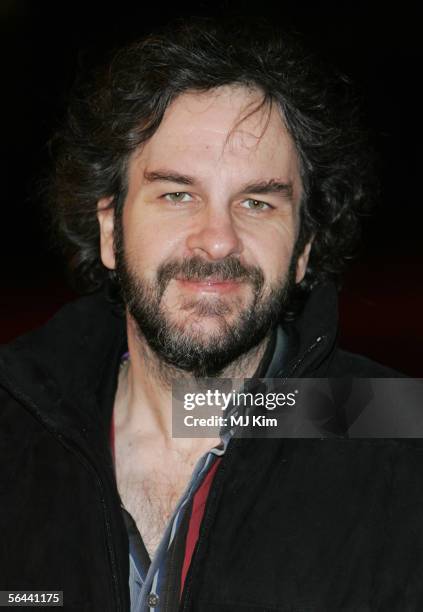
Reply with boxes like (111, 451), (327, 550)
(175, 276), (244, 294)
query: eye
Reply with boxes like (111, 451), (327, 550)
(240, 198), (272, 211)
(163, 192), (193, 203)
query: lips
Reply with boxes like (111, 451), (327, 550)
(175, 273), (242, 282)
(175, 276), (243, 293)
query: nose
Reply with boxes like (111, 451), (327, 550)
(186, 206), (243, 261)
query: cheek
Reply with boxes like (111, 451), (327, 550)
(122, 209), (185, 276)
(246, 223), (297, 282)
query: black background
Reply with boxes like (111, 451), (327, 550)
(1, 1), (422, 374)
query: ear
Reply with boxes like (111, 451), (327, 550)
(295, 240), (313, 284)
(97, 197), (116, 270)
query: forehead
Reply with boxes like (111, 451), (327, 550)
(131, 85), (301, 188)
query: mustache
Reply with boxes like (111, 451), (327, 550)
(157, 256), (265, 295)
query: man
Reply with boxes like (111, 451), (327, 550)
(1, 17), (421, 612)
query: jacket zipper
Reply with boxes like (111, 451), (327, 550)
(62, 438), (124, 612)
(179, 438), (237, 612)
(179, 334), (328, 611)
(280, 334), (326, 379)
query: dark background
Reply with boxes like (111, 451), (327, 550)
(1, 1), (422, 375)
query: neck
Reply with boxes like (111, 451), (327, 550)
(113, 313), (271, 453)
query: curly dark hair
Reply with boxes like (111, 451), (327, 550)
(47, 16), (375, 302)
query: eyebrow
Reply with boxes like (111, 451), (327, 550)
(143, 170), (294, 199)
(143, 170), (194, 186)
(240, 179), (293, 199)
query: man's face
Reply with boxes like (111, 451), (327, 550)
(98, 86), (311, 376)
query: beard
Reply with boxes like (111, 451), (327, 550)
(115, 230), (297, 378)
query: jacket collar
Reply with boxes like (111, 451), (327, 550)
(0, 290), (126, 438)
(281, 281), (339, 377)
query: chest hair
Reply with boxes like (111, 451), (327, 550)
(117, 463), (196, 560)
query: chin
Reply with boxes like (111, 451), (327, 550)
(171, 312), (235, 337)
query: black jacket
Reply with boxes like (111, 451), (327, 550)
(1, 283), (421, 612)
